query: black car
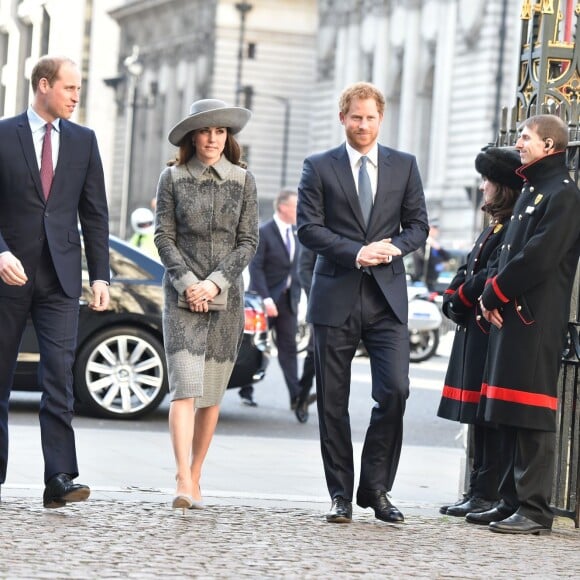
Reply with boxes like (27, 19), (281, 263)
(13, 236), (270, 419)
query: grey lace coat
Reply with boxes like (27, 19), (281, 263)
(154, 155), (258, 407)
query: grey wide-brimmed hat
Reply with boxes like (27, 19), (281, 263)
(168, 99), (251, 146)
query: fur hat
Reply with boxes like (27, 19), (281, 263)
(474, 147), (524, 191)
(168, 99), (251, 146)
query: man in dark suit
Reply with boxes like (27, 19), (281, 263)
(0, 56), (110, 508)
(297, 82), (428, 524)
(242, 190), (304, 409)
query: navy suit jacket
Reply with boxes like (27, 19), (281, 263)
(249, 219), (301, 313)
(297, 143), (428, 326)
(0, 112), (109, 298)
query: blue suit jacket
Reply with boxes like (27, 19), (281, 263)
(0, 112), (109, 298)
(249, 219), (301, 313)
(297, 143), (428, 326)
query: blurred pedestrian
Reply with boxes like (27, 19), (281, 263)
(294, 243), (317, 423)
(241, 190), (303, 410)
(412, 221), (451, 292)
(129, 207), (159, 259)
(0, 55), (110, 508)
(437, 147), (523, 517)
(297, 81), (428, 524)
(472, 114), (580, 535)
(154, 99), (258, 511)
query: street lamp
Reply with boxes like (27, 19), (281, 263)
(118, 45), (143, 240)
(273, 96), (291, 188)
(234, 2), (253, 106)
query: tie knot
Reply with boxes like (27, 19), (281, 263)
(45, 123), (52, 135)
(360, 155), (368, 167)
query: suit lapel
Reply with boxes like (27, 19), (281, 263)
(268, 220), (290, 263)
(331, 145), (366, 231)
(368, 145), (393, 234)
(16, 114), (45, 203)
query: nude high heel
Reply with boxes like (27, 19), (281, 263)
(172, 494), (194, 514)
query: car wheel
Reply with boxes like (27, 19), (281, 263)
(74, 326), (167, 419)
(409, 329), (439, 363)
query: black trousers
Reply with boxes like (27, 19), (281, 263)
(314, 274), (409, 500)
(497, 425), (555, 527)
(0, 244), (79, 484)
(469, 424), (500, 500)
(271, 290), (300, 400)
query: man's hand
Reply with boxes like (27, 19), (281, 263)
(0, 252), (28, 286)
(480, 298), (503, 329)
(358, 238), (402, 268)
(90, 281), (110, 311)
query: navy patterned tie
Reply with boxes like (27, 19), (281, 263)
(358, 155), (373, 226)
(40, 123), (54, 200)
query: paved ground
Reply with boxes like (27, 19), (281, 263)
(1, 489), (578, 579)
(2, 428), (578, 579)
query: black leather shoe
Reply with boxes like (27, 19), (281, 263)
(326, 496), (352, 523)
(295, 401), (309, 423)
(240, 394), (257, 407)
(291, 393), (316, 411)
(489, 512), (551, 535)
(439, 495), (470, 515)
(465, 506), (513, 525)
(43, 473), (90, 509)
(446, 496), (497, 517)
(357, 489), (404, 523)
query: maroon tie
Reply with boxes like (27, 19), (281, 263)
(40, 123), (53, 200)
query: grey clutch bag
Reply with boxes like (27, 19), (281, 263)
(177, 287), (228, 311)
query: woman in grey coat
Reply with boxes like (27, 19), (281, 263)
(154, 99), (258, 510)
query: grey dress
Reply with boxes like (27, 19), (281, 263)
(154, 155), (258, 407)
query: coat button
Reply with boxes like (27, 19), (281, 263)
(507, 244), (511, 250)
(501, 244), (505, 249)
(517, 305), (522, 311)
(476, 315), (481, 321)
(518, 214), (523, 220)
(511, 215), (515, 220)
(530, 186), (535, 192)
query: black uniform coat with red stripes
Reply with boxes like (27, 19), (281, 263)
(480, 152), (580, 432)
(437, 220), (509, 423)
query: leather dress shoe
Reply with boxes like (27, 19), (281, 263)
(326, 496), (352, 523)
(291, 393), (316, 411)
(356, 489), (404, 523)
(43, 473), (90, 509)
(439, 495), (469, 515)
(446, 496), (497, 517)
(489, 512), (551, 535)
(465, 506), (514, 525)
(240, 394), (257, 407)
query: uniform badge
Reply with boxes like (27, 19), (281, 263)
(534, 194), (543, 205)
(525, 206), (535, 214)
(493, 223), (503, 234)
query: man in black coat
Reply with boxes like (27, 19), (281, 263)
(471, 115), (580, 535)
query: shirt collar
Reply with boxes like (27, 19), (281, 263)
(273, 212), (292, 234)
(27, 107), (61, 133)
(345, 141), (378, 168)
(186, 154), (232, 180)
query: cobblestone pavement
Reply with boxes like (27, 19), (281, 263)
(1, 491), (578, 579)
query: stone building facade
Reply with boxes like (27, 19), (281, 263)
(0, 0), (527, 245)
